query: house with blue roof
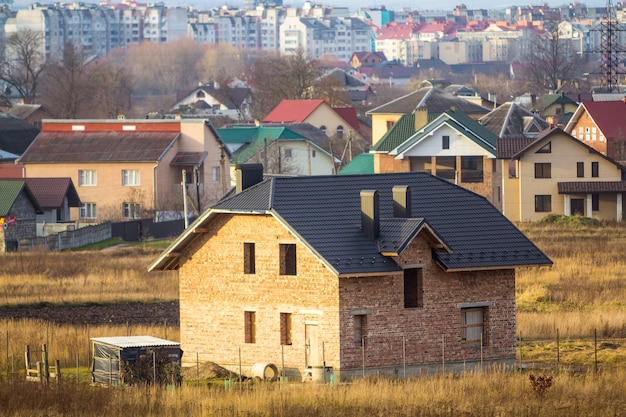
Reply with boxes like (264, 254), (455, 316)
(150, 165), (551, 381)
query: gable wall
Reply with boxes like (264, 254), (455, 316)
(567, 110), (608, 156)
(1, 191), (37, 251)
(371, 113), (403, 146)
(178, 213), (341, 378)
(338, 237), (516, 371)
(307, 105), (361, 140)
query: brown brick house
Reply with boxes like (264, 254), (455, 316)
(150, 167), (551, 381)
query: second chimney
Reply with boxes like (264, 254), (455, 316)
(236, 163), (264, 193)
(360, 190), (380, 240)
(392, 185), (412, 218)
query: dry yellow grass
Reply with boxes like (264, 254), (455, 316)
(2, 368), (626, 416)
(0, 247), (178, 305)
(517, 222), (626, 335)
(1, 319), (179, 371)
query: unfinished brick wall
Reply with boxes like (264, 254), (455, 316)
(339, 236), (515, 370)
(178, 213), (516, 377)
(178, 214), (341, 375)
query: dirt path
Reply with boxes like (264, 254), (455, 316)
(0, 302), (179, 326)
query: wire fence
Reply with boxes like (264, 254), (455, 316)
(1, 324), (625, 385)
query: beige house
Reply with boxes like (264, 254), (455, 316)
(19, 119), (230, 222)
(499, 128), (626, 222)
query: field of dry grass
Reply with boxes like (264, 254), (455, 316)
(0, 246), (178, 306)
(1, 222), (626, 415)
(2, 368), (626, 416)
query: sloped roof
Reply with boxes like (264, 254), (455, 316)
(174, 84), (251, 110)
(0, 180), (43, 215)
(391, 110), (497, 157)
(496, 137), (537, 159)
(170, 152), (208, 166)
(338, 152), (374, 175)
(366, 87), (490, 117)
(150, 172), (552, 273)
(480, 102), (549, 138)
(263, 100), (325, 123)
(558, 181), (626, 193)
(333, 107), (361, 133)
(570, 101), (626, 140)
(0, 111), (41, 155)
(22, 178), (81, 208)
(374, 109), (497, 154)
(510, 127), (626, 170)
(229, 127), (310, 164)
(535, 93), (578, 111)
(5, 104), (43, 120)
(20, 131), (180, 163)
(372, 114), (418, 152)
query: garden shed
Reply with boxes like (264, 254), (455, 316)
(91, 336), (182, 386)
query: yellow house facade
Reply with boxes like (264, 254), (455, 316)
(501, 128), (625, 222)
(20, 119), (230, 222)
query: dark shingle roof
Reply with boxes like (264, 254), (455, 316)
(480, 102), (549, 138)
(558, 181), (626, 193)
(366, 87), (490, 117)
(496, 137), (537, 159)
(151, 172), (552, 273)
(20, 131), (180, 163)
(0, 111), (40, 155)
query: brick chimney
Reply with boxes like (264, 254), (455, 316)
(392, 185), (412, 218)
(235, 163), (264, 193)
(360, 190), (380, 240)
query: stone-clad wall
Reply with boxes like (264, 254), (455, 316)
(1, 191), (37, 252)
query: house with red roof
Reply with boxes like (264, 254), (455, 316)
(263, 99), (365, 145)
(349, 51), (387, 69)
(564, 100), (626, 163)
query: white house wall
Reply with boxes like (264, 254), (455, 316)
(399, 125), (494, 158)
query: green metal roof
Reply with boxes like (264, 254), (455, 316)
(0, 181), (27, 216)
(338, 152), (374, 175)
(229, 127), (309, 164)
(392, 110), (498, 156)
(372, 114), (417, 152)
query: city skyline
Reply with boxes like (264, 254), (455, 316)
(10, 0), (613, 11)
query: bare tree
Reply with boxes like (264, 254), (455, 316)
(314, 75), (352, 107)
(41, 43), (131, 118)
(248, 48), (319, 119)
(524, 20), (584, 93)
(0, 29), (46, 105)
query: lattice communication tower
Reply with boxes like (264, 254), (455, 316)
(592, 0), (626, 92)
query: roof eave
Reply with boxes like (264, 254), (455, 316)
(440, 262), (553, 273)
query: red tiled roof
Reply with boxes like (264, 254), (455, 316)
(23, 177), (81, 208)
(263, 100), (325, 123)
(333, 107), (361, 133)
(581, 101), (626, 139)
(20, 131), (180, 163)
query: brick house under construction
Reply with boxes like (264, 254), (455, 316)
(149, 166), (551, 381)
